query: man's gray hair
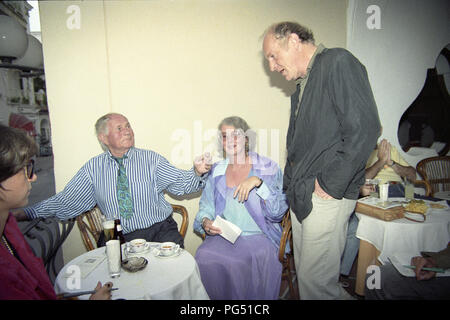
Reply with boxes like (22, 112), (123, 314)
(264, 21), (315, 45)
(95, 113), (121, 151)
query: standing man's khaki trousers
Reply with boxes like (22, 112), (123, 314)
(291, 193), (356, 299)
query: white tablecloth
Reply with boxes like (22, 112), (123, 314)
(435, 191), (450, 201)
(55, 245), (209, 300)
(356, 198), (450, 264)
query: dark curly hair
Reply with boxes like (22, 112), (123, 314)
(0, 125), (38, 186)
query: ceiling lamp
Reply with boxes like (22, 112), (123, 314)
(0, 14), (28, 63)
(14, 34), (43, 68)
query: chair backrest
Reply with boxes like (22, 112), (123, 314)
(76, 206), (105, 251)
(21, 217), (75, 283)
(278, 209), (299, 299)
(413, 179), (432, 197)
(416, 156), (450, 196)
(171, 204), (189, 239)
(278, 209), (292, 263)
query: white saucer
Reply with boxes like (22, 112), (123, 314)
(151, 247), (183, 259)
(125, 242), (151, 257)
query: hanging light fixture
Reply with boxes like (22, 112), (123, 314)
(0, 14), (28, 63)
(14, 34), (43, 68)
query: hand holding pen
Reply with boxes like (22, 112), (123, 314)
(59, 282), (117, 300)
(410, 256), (439, 281)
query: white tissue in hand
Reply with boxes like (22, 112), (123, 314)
(212, 216), (242, 244)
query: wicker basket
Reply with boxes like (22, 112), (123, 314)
(356, 201), (405, 221)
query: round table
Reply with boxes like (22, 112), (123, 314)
(354, 197), (450, 295)
(435, 191), (450, 201)
(54, 244), (210, 300)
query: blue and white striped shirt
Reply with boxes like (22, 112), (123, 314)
(25, 147), (207, 234)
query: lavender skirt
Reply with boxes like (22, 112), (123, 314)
(195, 234), (282, 300)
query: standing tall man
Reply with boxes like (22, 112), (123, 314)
(263, 22), (381, 299)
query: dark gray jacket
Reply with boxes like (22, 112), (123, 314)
(284, 47), (381, 222)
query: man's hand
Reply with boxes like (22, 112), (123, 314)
(411, 256), (437, 281)
(314, 178), (333, 199)
(233, 176), (262, 203)
(202, 217), (222, 236)
(194, 152), (212, 176)
(377, 139), (391, 166)
(89, 281), (113, 300)
(360, 184), (375, 196)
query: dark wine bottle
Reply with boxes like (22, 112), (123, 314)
(114, 219), (126, 261)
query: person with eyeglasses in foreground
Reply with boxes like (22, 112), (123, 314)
(0, 125), (112, 299)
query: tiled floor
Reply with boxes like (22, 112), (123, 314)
(339, 257), (364, 300)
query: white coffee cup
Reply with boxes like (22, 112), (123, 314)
(106, 240), (121, 278)
(379, 183), (389, 202)
(159, 242), (180, 257)
(129, 239), (147, 253)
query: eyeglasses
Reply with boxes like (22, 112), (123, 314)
(221, 129), (246, 140)
(25, 159), (35, 180)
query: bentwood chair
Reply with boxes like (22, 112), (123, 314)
(416, 156), (450, 197)
(77, 204), (189, 251)
(22, 217), (75, 283)
(278, 209), (299, 300)
(171, 204), (189, 239)
(76, 206), (105, 251)
(412, 179), (432, 197)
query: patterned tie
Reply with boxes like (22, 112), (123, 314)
(114, 156), (134, 219)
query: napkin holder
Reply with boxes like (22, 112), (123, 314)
(356, 201), (405, 221)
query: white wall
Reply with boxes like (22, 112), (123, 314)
(347, 0), (449, 168)
(39, 0), (348, 263)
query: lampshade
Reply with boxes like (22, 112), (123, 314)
(0, 15), (28, 60)
(14, 34), (43, 68)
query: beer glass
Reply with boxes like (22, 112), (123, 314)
(103, 220), (115, 242)
(404, 180), (414, 200)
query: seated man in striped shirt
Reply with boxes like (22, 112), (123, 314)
(14, 113), (212, 247)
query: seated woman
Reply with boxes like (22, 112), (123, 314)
(193, 116), (289, 300)
(0, 125), (112, 299)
